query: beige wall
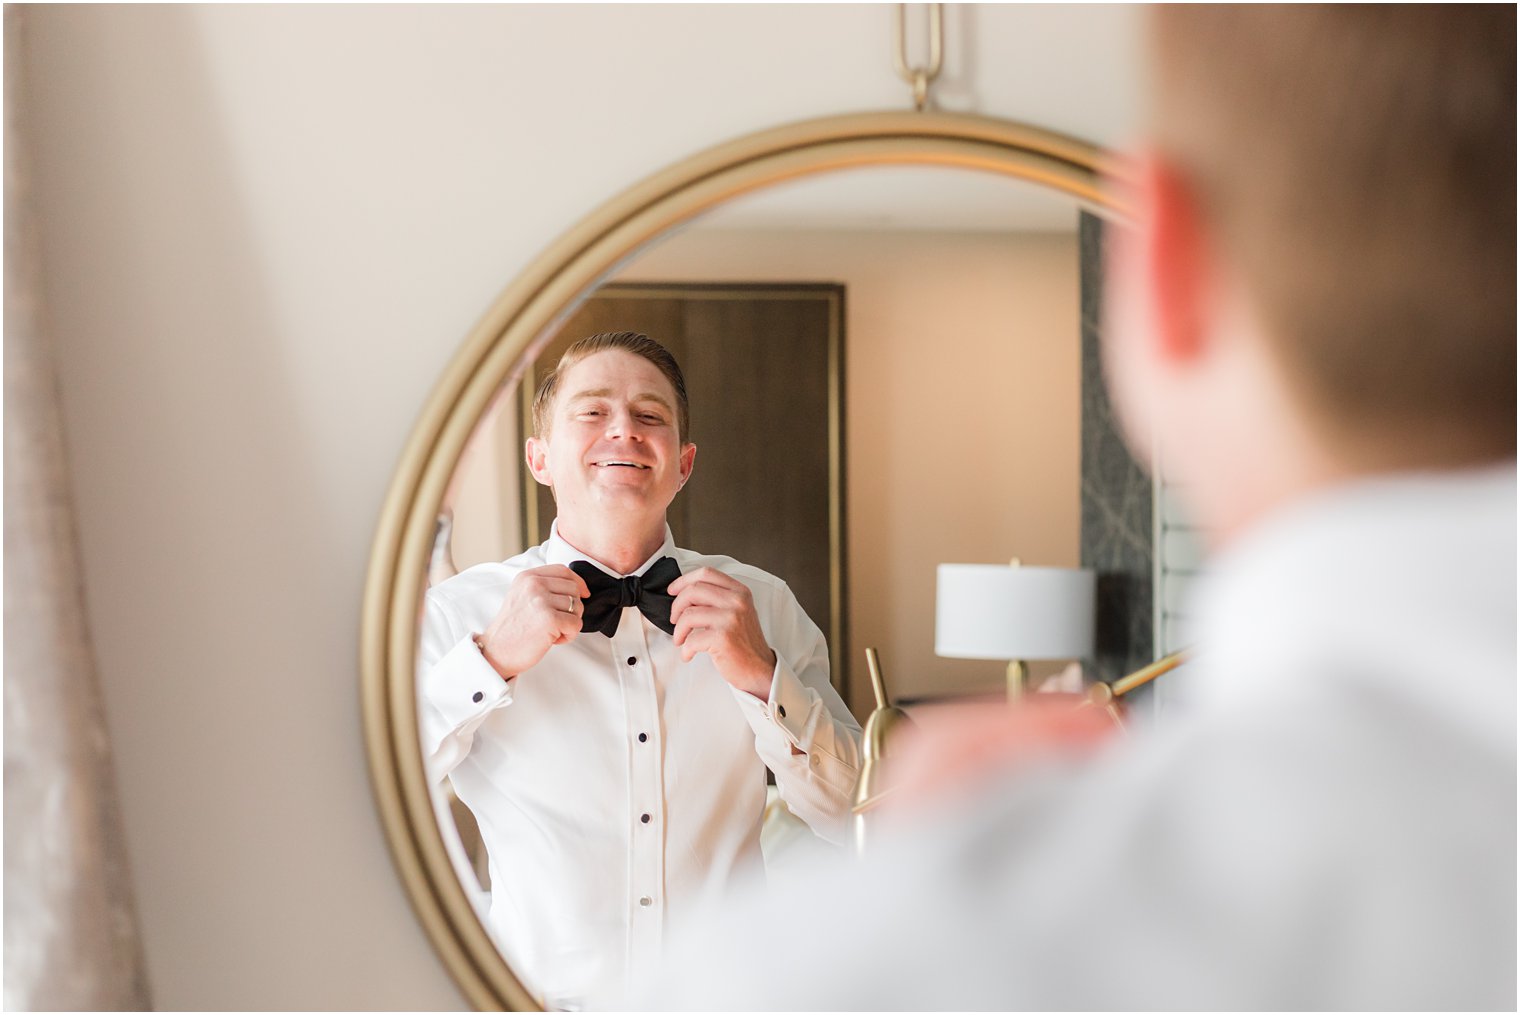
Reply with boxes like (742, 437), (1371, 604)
(449, 391), (523, 574)
(21, 5), (1139, 1009)
(620, 228), (1081, 704)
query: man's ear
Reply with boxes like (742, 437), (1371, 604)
(677, 442), (696, 489)
(1138, 151), (1215, 365)
(525, 437), (553, 487)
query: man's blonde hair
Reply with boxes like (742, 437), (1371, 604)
(531, 331), (691, 443)
(1151, 6), (1515, 460)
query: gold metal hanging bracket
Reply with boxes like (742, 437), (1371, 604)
(893, 3), (944, 111)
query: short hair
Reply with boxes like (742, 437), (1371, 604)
(531, 331), (691, 443)
(1150, 6), (1516, 460)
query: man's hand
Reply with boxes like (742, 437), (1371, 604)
(886, 696), (1119, 810)
(668, 567), (777, 700)
(477, 565), (591, 681)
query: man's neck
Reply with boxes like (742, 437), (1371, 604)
(555, 515), (668, 575)
(1197, 418), (1508, 555)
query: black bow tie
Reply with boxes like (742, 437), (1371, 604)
(570, 556), (682, 638)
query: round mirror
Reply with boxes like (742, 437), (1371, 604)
(362, 112), (1135, 1010)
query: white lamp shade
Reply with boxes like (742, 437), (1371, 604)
(935, 563), (1096, 660)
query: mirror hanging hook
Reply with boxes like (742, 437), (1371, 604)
(893, 3), (944, 112)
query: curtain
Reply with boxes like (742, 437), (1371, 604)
(3, 7), (153, 1009)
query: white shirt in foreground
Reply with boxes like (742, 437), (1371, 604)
(641, 465), (1517, 1010)
(419, 523), (861, 1008)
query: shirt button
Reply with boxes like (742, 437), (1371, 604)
(472, 691), (484, 703)
(627, 656), (638, 666)
(638, 732), (648, 743)
(638, 896), (652, 907)
(776, 704), (786, 718)
(640, 813), (651, 824)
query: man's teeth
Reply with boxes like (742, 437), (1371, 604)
(596, 461), (649, 469)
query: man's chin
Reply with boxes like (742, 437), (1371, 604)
(586, 481), (675, 509)
(588, 471), (657, 493)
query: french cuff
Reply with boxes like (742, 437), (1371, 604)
(734, 656), (814, 752)
(425, 635), (514, 727)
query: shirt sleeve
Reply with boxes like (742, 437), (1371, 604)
(730, 581), (862, 845)
(418, 590), (514, 785)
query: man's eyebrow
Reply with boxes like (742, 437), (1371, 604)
(633, 392), (675, 412)
(565, 388), (674, 412)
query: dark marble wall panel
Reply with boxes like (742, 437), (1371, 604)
(1078, 212), (1155, 695)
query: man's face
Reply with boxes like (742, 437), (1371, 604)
(525, 349), (695, 526)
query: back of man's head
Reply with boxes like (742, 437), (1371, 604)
(1150, 6), (1515, 465)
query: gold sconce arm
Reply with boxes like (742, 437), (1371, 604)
(850, 650), (1193, 827)
(1082, 649), (1192, 731)
(852, 648), (914, 852)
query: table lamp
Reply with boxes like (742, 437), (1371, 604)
(935, 560), (1096, 700)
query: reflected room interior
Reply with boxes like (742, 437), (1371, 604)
(440, 166), (1094, 705)
(419, 164), (1176, 994)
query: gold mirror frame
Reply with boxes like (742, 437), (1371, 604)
(361, 110), (1127, 1011)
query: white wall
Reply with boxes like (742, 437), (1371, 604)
(22, 5), (1140, 1009)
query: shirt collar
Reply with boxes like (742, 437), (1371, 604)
(1185, 463), (1516, 710)
(543, 518), (677, 578)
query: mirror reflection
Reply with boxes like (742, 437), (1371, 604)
(419, 165), (1108, 1008)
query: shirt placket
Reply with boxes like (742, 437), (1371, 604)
(612, 607), (664, 978)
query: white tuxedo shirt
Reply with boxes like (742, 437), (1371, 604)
(419, 523), (861, 1008)
(643, 465), (1517, 1010)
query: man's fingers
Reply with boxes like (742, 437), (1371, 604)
(538, 569), (593, 599)
(668, 567), (742, 598)
(671, 588), (717, 625)
(515, 568), (587, 615)
(671, 582), (744, 624)
(538, 590), (583, 624)
(888, 699), (1118, 808)
(525, 564), (591, 599)
(546, 585), (585, 615)
(677, 627), (715, 662)
(672, 606), (723, 646)
(551, 608), (582, 641)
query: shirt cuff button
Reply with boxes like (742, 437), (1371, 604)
(472, 691), (484, 703)
(776, 704), (786, 719)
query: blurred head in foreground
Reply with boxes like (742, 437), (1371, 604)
(638, 8), (1515, 1012)
(1106, 5), (1515, 545)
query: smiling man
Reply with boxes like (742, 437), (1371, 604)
(418, 331), (862, 1009)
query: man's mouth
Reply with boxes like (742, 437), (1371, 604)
(592, 461), (651, 470)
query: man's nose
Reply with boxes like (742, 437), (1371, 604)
(604, 408), (642, 438)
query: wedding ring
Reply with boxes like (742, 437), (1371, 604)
(566, 595), (575, 614)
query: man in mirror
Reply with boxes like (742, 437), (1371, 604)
(419, 331), (861, 1008)
(641, 6), (1515, 1009)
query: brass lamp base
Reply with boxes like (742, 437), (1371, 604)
(1006, 658), (1028, 702)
